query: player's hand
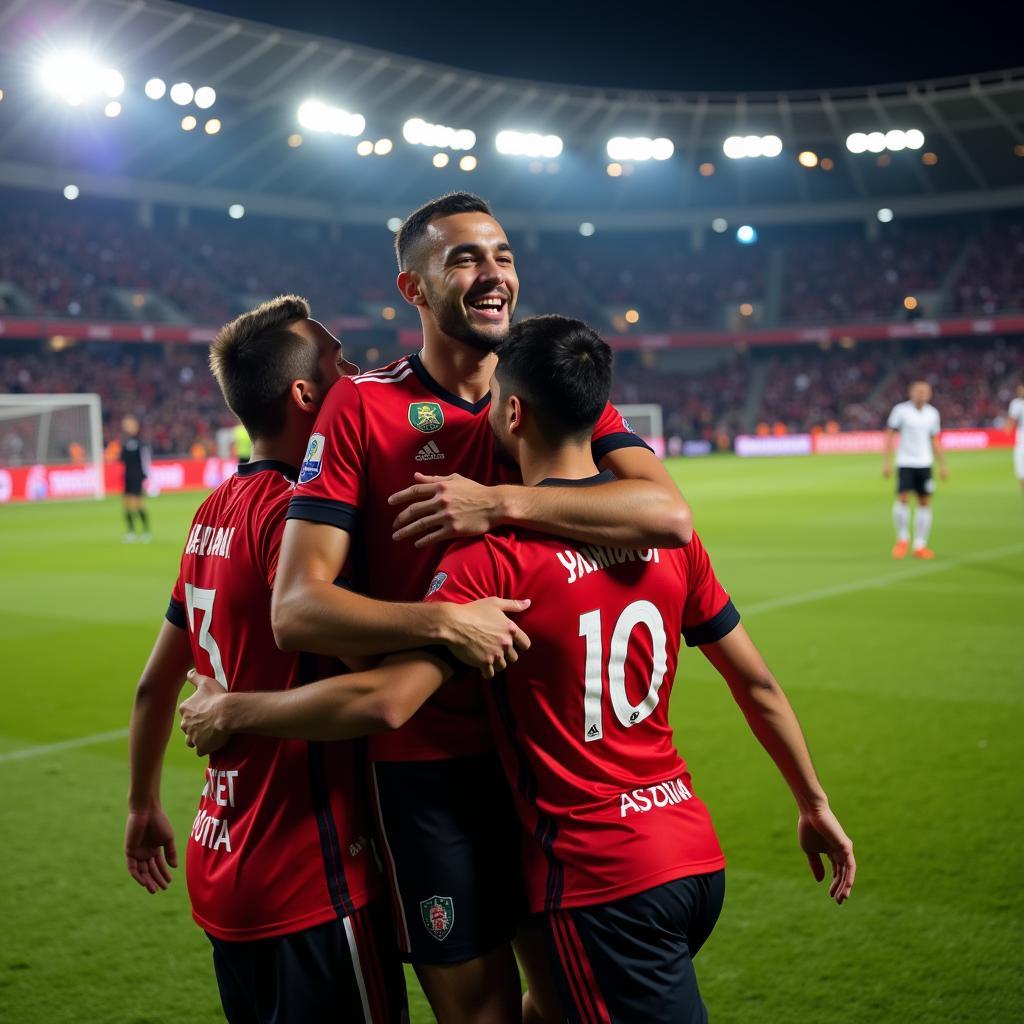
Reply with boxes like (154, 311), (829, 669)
(797, 804), (856, 905)
(939, 464), (949, 482)
(444, 597), (531, 679)
(125, 804), (177, 894)
(881, 462), (892, 479)
(179, 669), (231, 757)
(389, 473), (499, 547)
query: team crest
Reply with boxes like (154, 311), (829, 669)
(426, 571), (448, 597)
(298, 433), (325, 484)
(409, 402), (444, 433)
(420, 896), (455, 942)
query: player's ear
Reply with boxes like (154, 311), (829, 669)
(397, 271), (428, 308)
(288, 379), (319, 415)
(508, 394), (524, 435)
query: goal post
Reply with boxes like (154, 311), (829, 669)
(0, 393), (105, 498)
(616, 403), (665, 458)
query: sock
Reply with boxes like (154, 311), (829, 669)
(913, 506), (933, 550)
(125, 510), (136, 534)
(138, 508), (150, 532)
(892, 501), (910, 542)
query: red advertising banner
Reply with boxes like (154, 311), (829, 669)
(0, 457), (238, 504)
(812, 428), (1016, 455)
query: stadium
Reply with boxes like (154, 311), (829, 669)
(1, 0), (1021, 1021)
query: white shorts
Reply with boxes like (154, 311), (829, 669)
(1015, 445), (1024, 481)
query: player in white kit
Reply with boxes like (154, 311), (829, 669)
(883, 381), (948, 559)
(1008, 383), (1024, 491)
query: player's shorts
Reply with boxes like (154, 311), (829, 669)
(123, 470), (146, 496)
(897, 466), (933, 497)
(541, 870), (726, 1024)
(206, 901), (407, 1024)
(1014, 445), (1024, 481)
(369, 752), (525, 965)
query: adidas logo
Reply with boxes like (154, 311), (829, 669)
(587, 724), (600, 738)
(415, 441), (445, 462)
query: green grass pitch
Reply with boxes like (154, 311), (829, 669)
(1, 450), (1021, 1023)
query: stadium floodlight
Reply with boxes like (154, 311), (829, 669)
(180, 115), (196, 131)
(170, 82), (194, 105)
(459, 155), (477, 171)
(904, 128), (925, 150)
(104, 101), (121, 118)
(846, 132), (868, 154)
(144, 77), (166, 100)
(387, 217), (403, 232)
(606, 137), (674, 161)
(885, 129), (907, 151)
(228, 204), (245, 219)
(723, 134), (782, 159)
(204, 118), (221, 135)
(356, 140), (373, 156)
(374, 138), (393, 155)
(736, 225), (757, 244)
(297, 99), (365, 137)
(866, 131), (886, 153)
(40, 52), (125, 105)
(495, 130), (563, 158)
(848, 128), (925, 153)
(711, 217), (728, 233)
(63, 184), (79, 201)
(194, 86), (216, 109)
(579, 222), (596, 237)
(877, 207), (894, 223)
(403, 118), (476, 150)
(798, 150), (819, 168)
(432, 152), (449, 168)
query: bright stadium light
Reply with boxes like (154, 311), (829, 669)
(374, 138), (393, 155)
(711, 217), (728, 233)
(387, 217), (402, 232)
(846, 132), (868, 153)
(579, 222), (596, 237)
(848, 128), (925, 153)
(144, 77), (166, 100)
(904, 128), (925, 150)
(723, 134), (782, 159)
(297, 99), (365, 137)
(228, 204), (245, 219)
(180, 115), (197, 131)
(877, 207), (894, 223)
(495, 130), (563, 158)
(170, 82), (194, 106)
(104, 101), (121, 118)
(736, 225), (757, 244)
(356, 140), (373, 156)
(798, 150), (819, 168)
(885, 129), (907, 151)
(606, 136), (674, 161)
(403, 117), (476, 150)
(40, 52), (125, 105)
(63, 184), (79, 201)
(432, 152), (449, 168)
(204, 118), (221, 135)
(194, 86), (216, 109)
(459, 154), (477, 171)
(866, 132), (886, 153)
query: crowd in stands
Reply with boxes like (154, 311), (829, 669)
(948, 222), (1024, 315)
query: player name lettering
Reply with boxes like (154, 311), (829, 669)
(190, 808), (232, 852)
(184, 523), (236, 559)
(619, 777), (693, 818)
(201, 768), (239, 807)
(190, 767), (240, 854)
(556, 544), (661, 585)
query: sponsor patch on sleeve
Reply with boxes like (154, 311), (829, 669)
(298, 432), (325, 484)
(425, 571), (448, 597)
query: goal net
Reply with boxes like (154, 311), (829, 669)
(0, 393), (105, 498)
(616, 403), (665, 458)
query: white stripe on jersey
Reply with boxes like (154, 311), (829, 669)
(353, 367), (415, 386)
(343, 915), (373, 1022)
(353, 360), (409, 383)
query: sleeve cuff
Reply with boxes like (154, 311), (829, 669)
(286, 496), (358, 532)
(682, 599), (740, 648)
(165, 598), (187, 630)
(591, 431), (655, 461)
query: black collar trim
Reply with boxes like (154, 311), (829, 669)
(237, 459), (299, 482)
(538, 470), (616, 488)
(408, 351), (491, 415)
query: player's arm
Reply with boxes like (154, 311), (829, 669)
(125, 618), (194, 894)
(700, 625), (855, 904)
(271, 518), (529, 672)
(883, 427), (898, 477)
(932, 431), (948, 480)
(179, 651), (457, 755)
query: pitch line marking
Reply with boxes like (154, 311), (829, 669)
(2, 543), (1021, 765)
(743, 542), (1024, 617)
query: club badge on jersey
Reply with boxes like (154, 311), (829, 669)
(420, 895), (455, 942)
(298, 433), (325, 484)
(409, 402), (444, 433)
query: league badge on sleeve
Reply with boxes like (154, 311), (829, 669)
(420, 895), (455, 942)
(298, 432), (325, 484)
(426, 571), (448, 597)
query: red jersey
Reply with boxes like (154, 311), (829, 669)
(424, 473), (737, 912)
(167, 459), (380, 941)
(288, 352), (650, 762)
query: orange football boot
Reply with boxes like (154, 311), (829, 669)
(912, 546), (935, 560)
(891, 539), (909, 559)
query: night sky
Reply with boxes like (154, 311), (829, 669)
(191, 0), (1022, 92)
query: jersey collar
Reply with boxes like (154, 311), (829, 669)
(236, 459), (299, 482)
(538, 470), (616, 488)
(408, 351), (491, 415)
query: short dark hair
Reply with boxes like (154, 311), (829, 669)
(496, 315), (613, 446)
(395, 192), (492, 271)
(209, 294), (320, 440)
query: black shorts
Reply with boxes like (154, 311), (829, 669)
(124, 471), (146, 497)
(207, 902), (407, 1024)
(542, 870), (726, 1024)
(369, 752), (525, 965)
(897, 466), (933, 497)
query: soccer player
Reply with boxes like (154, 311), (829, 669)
(267, 193), (694, 1021)
(120, 414), (151, 542)
(1008, 382), (1024, 490)
(883, 380), (948, 559)
(181, 315), (855, 1024)
(125, 296), (416, 1023)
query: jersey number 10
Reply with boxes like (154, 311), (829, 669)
(579, 600), (668, 743)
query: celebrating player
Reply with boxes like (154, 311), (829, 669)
(1008, 382), (1024, 490)
(264, 192), (694, 1021)
(120, 414), (151, 542)
(124, 296), (410, 1023)
(181, 315), (855, 1024)
(883, 380), (948, 559)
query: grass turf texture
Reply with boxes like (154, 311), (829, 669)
(1, 450), (1021, 1023)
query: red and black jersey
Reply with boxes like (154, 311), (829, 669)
(287, 352), (651, 762)
(424, 473), (738, 912)
(166, 459), (380, 942)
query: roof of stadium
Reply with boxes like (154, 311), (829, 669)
(1, 0), (1022, 230)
